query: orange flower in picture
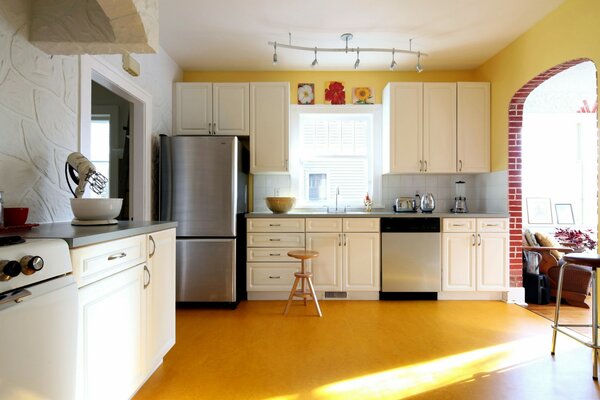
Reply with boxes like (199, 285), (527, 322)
(325, 81), (345, 104)
(352, 87), (374, 104)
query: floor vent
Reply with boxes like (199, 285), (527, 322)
(324, 291), (347, 299)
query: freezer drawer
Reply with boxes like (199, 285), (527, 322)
(176, 239), (236, 302)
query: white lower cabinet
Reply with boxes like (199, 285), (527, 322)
(442, 218), (508, 292)
(77, 264), (146, 400)
(72, 229), (176, 400)
(306, 232), (343, 291)
(344, 233), (381, 291)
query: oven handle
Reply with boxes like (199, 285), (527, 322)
(0, 289), (32, 306)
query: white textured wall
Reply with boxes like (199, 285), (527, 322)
(0, 1), (182, 223)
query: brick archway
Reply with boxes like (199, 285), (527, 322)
(508, 58), (593, 288)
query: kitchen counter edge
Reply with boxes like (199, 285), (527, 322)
(246, 212), (509, 218)
(11, 221), (178, 248)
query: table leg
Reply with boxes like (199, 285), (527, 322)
(592, 269), (598, 380)
(551, 262), (567, 355)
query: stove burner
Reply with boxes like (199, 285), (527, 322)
(0, 236), (25, 246)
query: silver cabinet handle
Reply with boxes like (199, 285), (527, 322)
(108, 252), (127, 261)
(343, 233), (347, 246)
(452, 223), (465, 227)
(485, 223), (500, 227)
(471, 234), (475, 246)
(269, 238), (281, 242)
(143, 265), (151, 289)
(419, 160), (423, 172)
(149, 235), (156, 258)
(477, 234), (482, 246)
(268, 276), (281, 279)
(458, 160), (463, 172)
(269, 253), (281, 256)
(213, 122), (216, 134)
(338, 234), (342, 246)
(424, 160), (428, 172)
(269, 224), (281, 227)
(0, 289), (31, 306)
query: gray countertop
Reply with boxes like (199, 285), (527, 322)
(3, 221), (177, 248)
(246, 211), (509, 218)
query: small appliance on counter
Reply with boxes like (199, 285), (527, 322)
(420, 193), (436, 213)
(451, 180), (468, 213)
(393, 196), (418, 213)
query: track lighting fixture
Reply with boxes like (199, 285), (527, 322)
(311, 47), (318, 68)
(267, 33), (426, 71)
(354, 47), (360, 69)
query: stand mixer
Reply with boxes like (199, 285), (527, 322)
(65, 152), (108, 198)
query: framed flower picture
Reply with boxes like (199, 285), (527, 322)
(297, 83), (314, 105)
(352, 87), (374, 104)
(324, 81), (345, 105)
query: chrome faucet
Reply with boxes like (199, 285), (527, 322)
(335, 186), (340, 212)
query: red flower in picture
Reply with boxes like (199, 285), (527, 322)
(325, 81), (345, 104)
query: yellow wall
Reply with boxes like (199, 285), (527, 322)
(475, 0), (600, 171)
(184, 70), (477, 105)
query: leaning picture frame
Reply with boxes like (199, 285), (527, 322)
(555, 203), (575, 224)
(526, 198), (553, 224)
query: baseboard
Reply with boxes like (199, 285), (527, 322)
(437, 291), (504, 300)
(247, 291), (380, 301)
(503, 287), (526, 305)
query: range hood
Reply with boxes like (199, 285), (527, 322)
(29, 0), (158, 55)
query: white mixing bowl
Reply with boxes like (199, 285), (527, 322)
(70, 198), (123, 221)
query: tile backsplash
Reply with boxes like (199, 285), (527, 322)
(252, 170), (508, 213)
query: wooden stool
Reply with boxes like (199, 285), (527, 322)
(551, 253), (600, 379)
(284, 250), (322, 317)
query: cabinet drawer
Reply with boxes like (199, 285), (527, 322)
(306, 218), (342, 232)
(477, 218), (508, 233)
(247, 264), (300, 290)
(247, 247), (303, 262)
(443, 218), (476, 233)
(247, 218), (304, 232)
(343, 218), (380, 232)
(70, 235), (147, 287)
(247, 233), (305, 247)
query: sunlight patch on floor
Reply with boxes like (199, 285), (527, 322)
(309, 335), (578, 400)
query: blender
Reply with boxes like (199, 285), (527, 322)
(451, 180), (468, 213)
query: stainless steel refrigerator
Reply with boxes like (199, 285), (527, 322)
(159, 135), (248, 305)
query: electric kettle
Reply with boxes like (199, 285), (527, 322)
(420, 193), (435, 213)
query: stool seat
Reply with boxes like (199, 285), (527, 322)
(552, 252), (599, 379)
(284, 250), (322, 317)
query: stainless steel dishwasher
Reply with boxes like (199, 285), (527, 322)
(380, 217), (441, 300)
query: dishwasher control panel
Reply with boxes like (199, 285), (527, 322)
(380, 217), (440, 233)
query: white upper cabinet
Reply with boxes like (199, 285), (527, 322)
(383, 81), (489, 174)
(457, 82), (490, 173)
(213, 83), (250, 136)
(250, 82), (290, 174)
(423, 83), (457, 173)
(173, 82), (249, 136)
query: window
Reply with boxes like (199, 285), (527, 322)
(89, 115), (111, 198)
(290, 105), (382, 208)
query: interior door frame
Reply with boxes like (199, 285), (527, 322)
(79, 55), (152, 221)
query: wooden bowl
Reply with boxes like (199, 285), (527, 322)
(265, 197), (295, 214)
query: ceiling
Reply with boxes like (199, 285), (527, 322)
(158, 0), (565, 72)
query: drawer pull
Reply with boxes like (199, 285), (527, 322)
(269, 253), (281, 256)
(269, 224), (281, 227)
(108, 252), (127, 261)
(452, 224), (465, 227)
(269, 239), (281, 242)
(268, 276), (281, 279)
(485, 223), (500, 227)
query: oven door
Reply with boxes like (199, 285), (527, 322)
(0, 275), (78, 400)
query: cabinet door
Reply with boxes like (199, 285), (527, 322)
(457, 82), (490, 173)
(442, 233), (476, 291)
(77, 264), (145, 400)
(476, 232), (509, 291)
(306, 233), (343, 291)
(174, 82), (212, 135)
(213, 83), (250, 136)
(250, 82), (290, 173)
(423, 83), (456, 173)
(343, 233), (380, 291)
(146, 229), (176, 373)
(383, 83), (422, 173)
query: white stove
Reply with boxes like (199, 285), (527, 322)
(0, 235), (78, 400)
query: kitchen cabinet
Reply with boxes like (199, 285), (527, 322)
(382, 81), (489, 174)
(250, 82), (290, 173)
(174, 82), (249, 136)
(306, 218), (380, 292)
(71, 229), (176, 400)
(146, 229), (176, 373)
(442, 218), (508, 292)
(457, 82), (490, 173)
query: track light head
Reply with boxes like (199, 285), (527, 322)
(416, 51), (423, 73)
(390, 48), (397, 70)
(272, 42), (278, 65)
(311, 47), (318, 68)
(354, 47), (360, 70)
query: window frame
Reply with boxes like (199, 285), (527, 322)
(289, 104), (382, 209)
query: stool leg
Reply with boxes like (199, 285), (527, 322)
(284, 276), (300, 316)
(551, 263), (567, 355)
(306, 276), (322, 317)
(301, 260), (307, 306)
(592, 269), (598, 380)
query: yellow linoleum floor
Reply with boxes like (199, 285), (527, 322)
(134, 301), (600, 400)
